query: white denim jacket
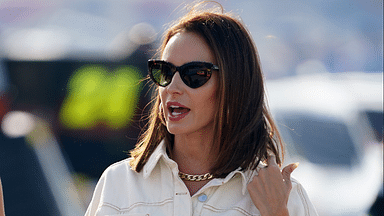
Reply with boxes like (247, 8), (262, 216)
(85, 140), (318, 216)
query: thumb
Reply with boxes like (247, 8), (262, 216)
(281, 162), (299, 184)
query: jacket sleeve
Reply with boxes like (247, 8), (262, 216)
(287, 178), (319, 216)
(84, 172), (106, 216)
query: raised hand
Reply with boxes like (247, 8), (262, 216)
(247, 155), (299, 216)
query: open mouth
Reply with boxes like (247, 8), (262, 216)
(169, 105), (190, 116)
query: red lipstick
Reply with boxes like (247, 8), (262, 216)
(166, 102), (190, 121)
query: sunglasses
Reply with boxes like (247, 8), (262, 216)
(148, 60), (219, 88)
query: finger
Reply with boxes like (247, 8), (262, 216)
(282, 163), (299, 184)
(267, 155), (278, 166)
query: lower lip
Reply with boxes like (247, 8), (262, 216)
(168, 111), (189, 121)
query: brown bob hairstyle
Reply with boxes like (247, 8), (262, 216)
(130, 1), (284, 178)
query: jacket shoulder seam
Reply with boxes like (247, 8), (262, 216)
(100, 198), (173, 213)
(203, 204), (260, 216)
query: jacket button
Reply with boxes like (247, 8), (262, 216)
(198, 194), (208, 202)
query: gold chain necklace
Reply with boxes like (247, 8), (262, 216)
(178, 171), (214, 181)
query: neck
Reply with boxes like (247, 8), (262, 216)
(172, 131), (217, 175)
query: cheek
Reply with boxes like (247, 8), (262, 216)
(159, 88), (165, 101)
(209, 74), (219, 105)
(205, 86), (219, 113)
(207, 92), (217, 105)
(209, 78), (219, 106)
(196, 86), (217, 107)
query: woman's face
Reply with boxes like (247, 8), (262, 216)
(159, 31), (218, 136)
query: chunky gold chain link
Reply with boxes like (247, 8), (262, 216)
(178, 172), (213, 181)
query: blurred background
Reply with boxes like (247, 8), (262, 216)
(0, 0), (382, 215)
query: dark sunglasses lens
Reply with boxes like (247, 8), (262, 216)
(151, 63), (172, 86)
(182, 65), (212, 88)
(149, 61), (215, 88)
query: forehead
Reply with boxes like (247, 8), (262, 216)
(161, 31), (216, 65)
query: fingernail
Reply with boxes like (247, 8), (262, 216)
(293, 162), (299, 170)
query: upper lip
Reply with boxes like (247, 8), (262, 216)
(166, 101), (190, 110)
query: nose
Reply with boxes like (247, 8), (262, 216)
(165, 72), (184, 95)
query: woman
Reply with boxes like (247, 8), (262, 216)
(86, 2), (318, 216)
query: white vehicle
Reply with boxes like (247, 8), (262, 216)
(265, 72), (383, 216)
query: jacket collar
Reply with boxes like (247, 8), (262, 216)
(143, 140), (173, 179)
(219, 167), (257, 195)
(142, 140), (257, 195)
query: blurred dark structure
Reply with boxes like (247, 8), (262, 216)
(365, 110), (384, 142)
(367, 110), (384, 216)
(2, 45), (153, 180)
(0, 132), (61, 215)
(365, 109), (383, 216)
(277, 113), (357, 166)
(370, 194), (384, 216)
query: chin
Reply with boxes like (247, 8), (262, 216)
(165, 123), (192, 135)
(165, 124), (183, 135)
